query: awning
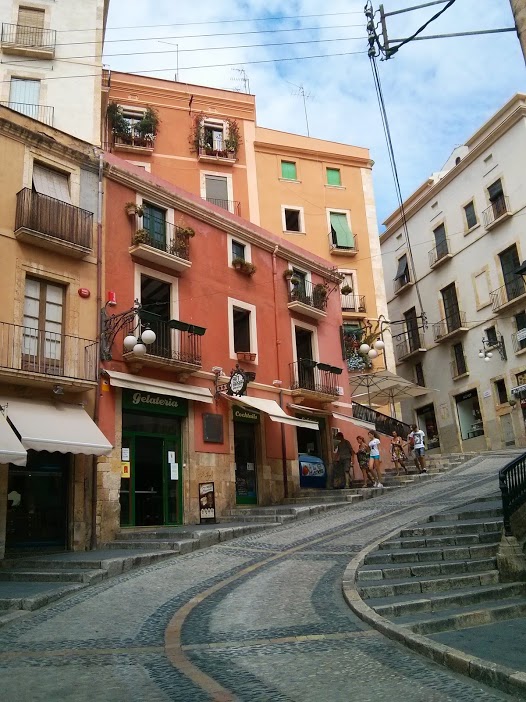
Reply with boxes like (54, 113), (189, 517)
(287, 403), (332, 416)
(0, 412), (27, 466)
(223, 394), (319, 430)
(103, 369), (213, 404)
(511, 384), (526, 397)
(332, 412), (375, 431)
(3, 398), (112, 456)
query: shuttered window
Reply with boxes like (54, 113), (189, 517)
(9, 78), (40, 110)
(326, 168), (341, 186)
(32, 163), (71, 204)
(18, 7), (45, 27)
(281, 161), (297, 180)
(329, 212), (354, 248)
(205, 175), (228, 201)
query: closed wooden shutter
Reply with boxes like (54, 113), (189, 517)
(18, 7), (45, 27)
(16, 7), (45, 47)
(326, 168), (341, 186)
(281, 161), (297, 180)
(330, 212), (354, 248)
(205, 175), (228, 201)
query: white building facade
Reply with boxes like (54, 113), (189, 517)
(0, 0), (108, 144)
(380, 94), (526, 454)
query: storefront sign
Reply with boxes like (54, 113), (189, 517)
(121, 462), (130, 478)
(199, 482), (216, 523)
(233, 406), (259, 423)
(227, 368), (248, 397)
(122, 390), (188, 416)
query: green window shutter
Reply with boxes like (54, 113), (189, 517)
(281, 161), (297, 180)
(327, 168), (341, 186)
(330, 212), (354, 248)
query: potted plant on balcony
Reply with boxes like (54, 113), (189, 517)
(136, 106), (160, 144)
(312, 283), (328, 309)
(132, 229), (151, 245)
(341, 284), (353, 296)
(107, 102), (130, 140)
(283, 269), (294, 281)
(169, 226), (195, 257)
(237, 351), (257, 362)
(225, 118), (241, 158)
(125, 202), (143, 217)
(232, 257), (256, 276)
(232, 256), (245, 271)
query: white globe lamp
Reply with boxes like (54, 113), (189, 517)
(133, 342), (147, 355)
(478, 351), (485, 358)
(368, 348), (379, 359)
(373, 339), (385, 351)
(359, 343), (370, 355)
(123, 334), (138, 350)
(486, 351), (493, 359)
(141, 328), (156, 345)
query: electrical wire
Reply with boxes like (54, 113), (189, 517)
(388, 0), (457, 57)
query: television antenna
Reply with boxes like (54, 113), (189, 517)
(287, 81), (314, 137)
(231, 67), (250, 94)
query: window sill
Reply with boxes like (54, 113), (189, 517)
(279, 178), (301, 184)
(452, 371), (470, 381)
(283, 230), (306, 235)
(464, 223), (480, 236)
(515, 347), (526, 357)
(324, 184), (345, 190)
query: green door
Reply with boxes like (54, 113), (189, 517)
(234, 422), (258, 505)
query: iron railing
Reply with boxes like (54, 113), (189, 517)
(351, 401), (411, 439)
(490, 279), (526, 312)
(1, 22), (56, 51)
(114, 131), (155, 149)
(199, 146), (237, 160)
(328, 231), (358, 254)
(499, 451), (526, 535)
(290, 360), (341, 396)
(450, 354), (468, 379)
(394, 274), (412, 293)
(483, 195), (510, 228)
(288, 279), (328, 312)
(123, 318), (202, 366)
(16, 188), (93, 250)
(432, 309), (467, 342)
(131, 222), (191, 261)
(512, 331), (526, 354)
(395, 331), (425, 361)
(428, 238), (451, 267)
(0, 321), (97, 381)
(0, 101), (53, 126)
(341, 294), (366, 313)
(206, 197), (241, 216)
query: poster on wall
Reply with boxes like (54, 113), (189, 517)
(199, 482), (216, 524)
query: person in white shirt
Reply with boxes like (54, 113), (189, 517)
(367, 429), (383, 488)
(407, 424), (427, 474)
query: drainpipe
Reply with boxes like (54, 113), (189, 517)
(91, 149), (104, 550)
(272, 245), (288, 498)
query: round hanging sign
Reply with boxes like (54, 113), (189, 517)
(228, 369), (247, 397)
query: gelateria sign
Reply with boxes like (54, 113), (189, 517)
(122, 390), (188, 416)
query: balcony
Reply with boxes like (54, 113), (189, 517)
(512, 330), (526, 354)
(15, 188), (93, 257)
(0, 321), (97, 391)
(122, 319), (204, 376)
(341, 294), (366, 318)
(395, 332), (426, 362)
(483, 195), (512, 230)
(1, 22), (56, 58)
(290, 360), (342, 402)
(0, 101), (53, 126)
(394, 274), (414, 295)
(287, 280), (328, 321)
(428, 238), (452, 268)
(433, 310), (469, 343)
(198, 147), (237, 165)
(328, 232), (358, 257)
(450, 356), (469, 380)
(113, 131), (155, 154)
(490, 279), (526, 313)
(205, 197), (241, 216)
(352, 401), (411, 438)
(129, 223), (192, 273)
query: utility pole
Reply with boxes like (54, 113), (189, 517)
(509, 0), (526, 63)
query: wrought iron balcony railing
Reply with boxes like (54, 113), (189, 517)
(428, 238), (451, 267)
(483, 195), (511, 228)
(341, 294), (366, 313)
(1, 101), (53, 126)
(395, 332), (425, 361)
(1, 22), (56, 53)
(432, 310), (467, 342)
(490, 279), (526, 312)
(287, 279), (328, 312)
(0, 321), (98, 382)
(16, 188), (93, 250)
(351, 402), (411, 439)
(122, 318), (203, 367)
(205, 197), (241, 216)
(131, 222), (191, 262)
(114, 130), (155, 150)
(290, 359), (341, 397)
(328, 232), (358, 254)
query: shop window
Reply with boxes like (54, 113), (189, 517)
(494, 378), (508, 405)
(233, 307), (251, 352)
(455, 390), (483, 441)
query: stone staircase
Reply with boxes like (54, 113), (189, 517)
(355, 496), (526, 636)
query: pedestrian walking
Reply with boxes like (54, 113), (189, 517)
(334, 431), (355, 488)
(367, 429), (383, 488)
(390, 431), (408, 476)
(356, 435), (375, 487)
(407, 424), (427, 473)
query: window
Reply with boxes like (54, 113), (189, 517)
(233, 308), (251, 352)
(452, 342), (467, 376)
(394, 254), (410, 286)
(485, 326), (498, 347)
(22, 277), (64, 372)
(329, 212), (354, 249)
(142, 203), (167, 249)
(290, 268), (308, 302)
(433, 223), (448, 259)
(499, 245), (525, 301)
(488, 179), (506, 219)
(326, 168), (341, 186)
(515, 311), (526, 350)
(203, 120), (224, 151)
(16, 7), (45, 46)
(494, 379), (508, 405)
(9, 77), (41, 117)
(284, 208), (302, 232)
(32, 163), (71, 203)
(281, 161), (297, 180)
(464, 201), (477, 229)
(232, 240), (245, 261)
(441, 283), (462, 331)
(404, 307), (420, 352)
(205, 174), (229, 210)
(415, 362), (425, 387)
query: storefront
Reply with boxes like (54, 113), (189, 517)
(232, 405), (259, 504)
(455, 389), (484, 441)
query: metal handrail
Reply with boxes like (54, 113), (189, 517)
(432, 309), (467, 341)
(341, 294), (366, 313)
(490, 279), (526, 311)
(131, 222), (191, 261)
(1, 22), (56, 50)
(205, 197), (241, 216)
(428, 238), (450, 267)
(394, 274), (412, 293)
(0, 101), (54, 126)
(483, 195), (510, 227)
(396, 331), (424, 360)
(289, 360), (341, 396)
(287, 279), (328, 312)
(123, 318), (202, 366)
(499, 451), (526, 535)
(351, 401), (411, 439)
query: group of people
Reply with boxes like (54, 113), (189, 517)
(333, 425), (427, 489)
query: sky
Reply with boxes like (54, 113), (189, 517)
(102, 0), (525, 227)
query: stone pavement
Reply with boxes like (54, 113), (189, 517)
(0, 452), (522, 701)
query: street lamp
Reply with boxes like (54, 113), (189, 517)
(100, 299), (158, 361)
(479, 333), (507, 362)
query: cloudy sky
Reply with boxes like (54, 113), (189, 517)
(103, 0), (525, 226)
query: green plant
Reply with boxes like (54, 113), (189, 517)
(177, 225), (195, 238)
(125, 202), (143, 217)
(224, 118), (242, 154)
(107, 102), (130, 137)
(290, 276), (301, 286)
(232, 256), (245, 268)
(340, 284), (353, 295)
(283, 269), (294, 280)
(232, 257), (255, 275)
(132, 229), (150, 245)
(313, 283), (328, 298)
(135, 106), (160, 140)
(189, 112), (207, 153)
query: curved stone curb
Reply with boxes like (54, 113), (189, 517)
(342, 528), (526, 699)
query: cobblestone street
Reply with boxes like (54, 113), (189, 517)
(0, 456), (520, 701)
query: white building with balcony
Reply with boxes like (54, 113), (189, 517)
(0, 0), (108, 144)
(380, 93), (526, 453)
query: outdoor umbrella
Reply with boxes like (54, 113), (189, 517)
(349, 370), (433, 415)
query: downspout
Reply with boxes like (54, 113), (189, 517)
(272, 245), (288, 498)
(91, 149), (104, 550)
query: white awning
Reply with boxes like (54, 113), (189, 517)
(223, 394), (319, 430)
(0, 413), (27, 466)
(332, 412), (374, 431)
(103, 369), (213, 404)
(3, 399), (112, 456)
(287, 403), (332, 416)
